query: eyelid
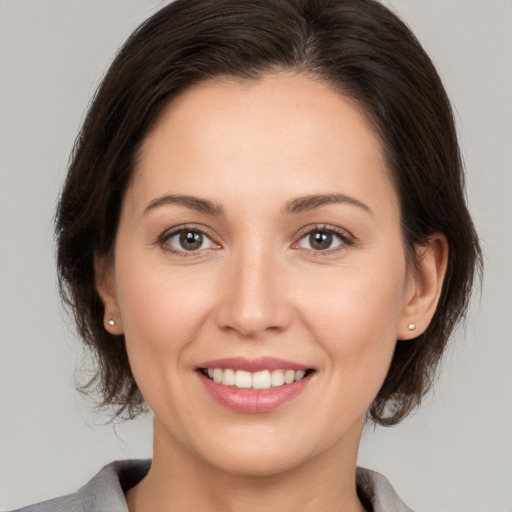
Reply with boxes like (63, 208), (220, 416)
(292, 224), (355, 252)
(158, 223), (222, 256)
(156, 223), (353, 257)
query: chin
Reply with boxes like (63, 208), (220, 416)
(203, 445), (311, 477)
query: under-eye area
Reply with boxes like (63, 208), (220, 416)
(199, 368), (316, 390)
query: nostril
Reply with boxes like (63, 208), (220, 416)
(213, 267), (292, 337)
(220, 324), (285, 340)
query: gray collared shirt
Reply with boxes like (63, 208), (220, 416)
(11, 459), (414, 512)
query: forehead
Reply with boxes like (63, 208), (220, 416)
(131, 72), (397, 217)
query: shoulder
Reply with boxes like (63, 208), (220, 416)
(9, 492), (80, 512)
(356, 467), (414, 512)
(8, 460), (151, 512)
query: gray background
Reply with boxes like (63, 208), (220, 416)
(0, 1), (511, 510)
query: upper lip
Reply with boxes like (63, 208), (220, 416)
(197, 357), (311, 372)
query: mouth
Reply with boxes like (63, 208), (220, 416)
(199, 367), (314, 390)
(196, 358), (315, 413)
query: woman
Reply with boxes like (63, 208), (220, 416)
(10, 0), (481, 511)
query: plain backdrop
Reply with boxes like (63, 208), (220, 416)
(1, 1), (511, 511)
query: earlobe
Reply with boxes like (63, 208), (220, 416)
(398, 234), (449, 340)
(94, 253), (124, 334)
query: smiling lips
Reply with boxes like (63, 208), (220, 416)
(197, 357), (314, 413)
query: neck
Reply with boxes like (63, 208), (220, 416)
(126, 418), (366, 512)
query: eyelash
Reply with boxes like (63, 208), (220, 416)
(159, 224), (219, 258)
(292, 224), (354, 255)
(158, 223), (354, 258)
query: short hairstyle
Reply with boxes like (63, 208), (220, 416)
(56, 0), (481, 425)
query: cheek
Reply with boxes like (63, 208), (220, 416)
(113, 252), (217, 369)
(113, 257), (221, 420)
(296, 252), (407, 382)
(303, 270), (406, 424)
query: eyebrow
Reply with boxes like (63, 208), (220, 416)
(143, 194), (224, 216)
(282, 194), (373, 217)
(142, 192), (372, 217)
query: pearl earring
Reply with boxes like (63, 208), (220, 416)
(107, 319), (116, 326)
(407, 323), (416, 331)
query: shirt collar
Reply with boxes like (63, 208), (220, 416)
(78, 460), (413, 512)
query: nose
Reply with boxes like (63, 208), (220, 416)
(214, 246), (292, 339)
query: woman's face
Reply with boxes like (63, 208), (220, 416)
(100, 73), (419, 475)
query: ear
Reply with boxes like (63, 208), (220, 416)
(94, 253), (124, 335)
(398, 234), (449, 340)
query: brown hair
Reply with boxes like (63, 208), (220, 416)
(56, 0), (481, 425)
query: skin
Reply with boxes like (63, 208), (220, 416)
(97, 72), (448, 512)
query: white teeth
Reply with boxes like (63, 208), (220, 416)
(235, 370), (252, 389)
(221, 368), (235, 386)
(252, 370), (271, 390)
(271, 369), (285, 387)
(213, 368), (223, 383)
(204, 367), (309, 389)
(284, 369), (295, 384)
(294, 370), (306, 382)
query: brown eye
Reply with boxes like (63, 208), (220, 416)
(296, 228), (347, 252)
(309, 231), (333, 250)
(179, 231), (204, 250)
(164, 228), (218, 253)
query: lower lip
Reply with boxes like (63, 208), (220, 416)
(198, 372), (312, 413)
